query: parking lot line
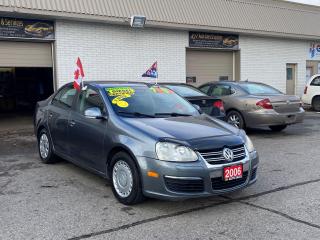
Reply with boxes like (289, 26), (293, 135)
(68, 177), (320, 240)
(238, 201), (320, 230)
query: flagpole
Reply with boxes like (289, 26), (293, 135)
(156, 61), (158, 85)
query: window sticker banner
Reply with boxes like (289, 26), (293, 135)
(309, 43), (320, 59)
(189, 32), (239, 49)
(0, 17), (54, 40)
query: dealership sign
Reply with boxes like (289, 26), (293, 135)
(0, 17), (54, 40)
(309, 43), (320, 59)
(189, 32), (239, 49)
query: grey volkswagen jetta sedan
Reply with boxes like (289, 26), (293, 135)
(34, 82), (259, 205)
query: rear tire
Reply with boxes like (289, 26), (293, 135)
(38, 128), (59, 164)
(227, 110), (245, 129)
(312, 96), (320, 112)
(110, 152), (145, 205)
(269, 125), (287, 132)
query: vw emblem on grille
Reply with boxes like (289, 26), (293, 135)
(286, 100), (290, 105)
(223, 148), (234, 162)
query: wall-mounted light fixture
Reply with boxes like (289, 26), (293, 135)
(130, 15), (146, 28)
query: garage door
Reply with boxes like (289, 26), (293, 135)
(186, 50), (233, 86)
(0, 41), (52, 67)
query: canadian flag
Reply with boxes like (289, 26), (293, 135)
(73, 57), (85, 91)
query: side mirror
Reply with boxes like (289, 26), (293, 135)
(84, 107), (106, 120)
(192, 104), (203, 114)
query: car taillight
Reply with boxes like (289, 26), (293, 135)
(256, 98), (273, 109)
(213, 100), (225, 112)
(304, 86), (308, 94)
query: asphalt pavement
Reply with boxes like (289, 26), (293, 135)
(0, 112), (320, 240)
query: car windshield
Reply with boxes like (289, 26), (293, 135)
(240, 83), (282, 95)
(104, 85), (199, 118)
(165, 85), (207, 97)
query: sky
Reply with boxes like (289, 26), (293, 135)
(286, 0), (320, 5)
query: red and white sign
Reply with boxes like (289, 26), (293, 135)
(223, 164), (243, 181)
(73, 57), (85, 91)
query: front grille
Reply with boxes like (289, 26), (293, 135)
(211, 171), (248, 190)
(164, 177), (204, 193)
(198, 144), (246, 165)
(250, 168), (257, 181)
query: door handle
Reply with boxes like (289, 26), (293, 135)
(69, 120), (76, 127)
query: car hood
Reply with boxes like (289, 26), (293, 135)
(121, 114), (242, 147)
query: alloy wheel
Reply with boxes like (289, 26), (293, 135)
(228, 114), (240, 128)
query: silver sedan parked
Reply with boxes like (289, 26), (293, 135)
(198, 81), (305, 131)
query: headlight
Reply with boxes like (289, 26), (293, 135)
(244, 135), (255, 153)
(155, 142), (198, 162)
(240, 130), (255, 153)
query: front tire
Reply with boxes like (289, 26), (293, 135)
(227, 110), (245, 129)
(269, 125), (287, 132)
(38, 128), (58, 163)
(110, 152), (145, 205)
(312, 96), (320, 112)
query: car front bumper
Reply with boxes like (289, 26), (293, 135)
(137, 150), (259, 200)
(244, 108), (305, 128)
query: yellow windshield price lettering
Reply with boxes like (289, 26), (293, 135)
(106, 87), (135, 108)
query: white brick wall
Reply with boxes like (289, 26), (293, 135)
(55, 20), (188, 88)
(55, 21), (313, 96)
(240, 36), (309, 96)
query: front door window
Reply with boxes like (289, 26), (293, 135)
(76, 88), (106, 115)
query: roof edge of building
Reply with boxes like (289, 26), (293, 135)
(0, 6), (320, 41)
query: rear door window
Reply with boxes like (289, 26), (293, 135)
(199, 85), (211, 94)
(166, 85), (207, 97)
(240, 83), (281, 95)
(52, 85), (77, 108)
(311, 77), (320, 86)
(210, 85), (234, 96)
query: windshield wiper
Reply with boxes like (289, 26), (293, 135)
(118, 111), (155, 118)
(154, 112), (193, 117)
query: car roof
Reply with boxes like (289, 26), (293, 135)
(160, 82), (189, 86)
(83, 81), (155, 88)
(200, 81), (270, 86)
(160, 83), (200, 89)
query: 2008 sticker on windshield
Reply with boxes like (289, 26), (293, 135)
(106, 87), (135, 108)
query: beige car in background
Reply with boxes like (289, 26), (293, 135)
(199, 81), (305, 131)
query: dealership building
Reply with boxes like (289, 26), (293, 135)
(1, 0), (320, 115)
